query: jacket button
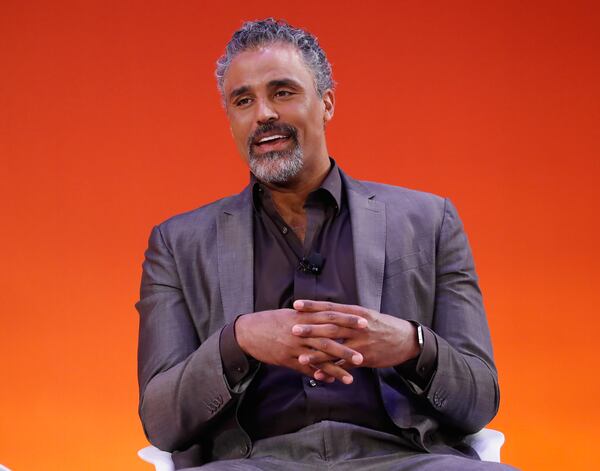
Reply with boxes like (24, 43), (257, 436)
(308, 379), (317, 387)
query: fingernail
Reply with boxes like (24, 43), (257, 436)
(358, 318), (368, 328)
(342, 375), (353, 384)
(299, 355), (309, 364)
(352, 354), (363, 365)
(293, 300), (304, 309)
(315, 371), (324, 380)
(292, 325), (303, 334)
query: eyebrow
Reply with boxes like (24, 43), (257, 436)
(229, 85), (251, 102)
(228, 78), (304, 102)
(267, 78), (303, 90)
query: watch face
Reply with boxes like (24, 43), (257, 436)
(417, 325), (424, 348)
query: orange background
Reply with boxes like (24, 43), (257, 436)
(1, 1), (599, 470)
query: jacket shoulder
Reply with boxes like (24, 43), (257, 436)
(354, 179), (447, 218)
(153, 188), (249, 240)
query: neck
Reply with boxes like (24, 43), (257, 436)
(263, 155), (331, 214)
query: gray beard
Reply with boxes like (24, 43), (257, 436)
(248, 143), (303, 184)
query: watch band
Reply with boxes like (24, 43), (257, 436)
(416, 324), (424, 351)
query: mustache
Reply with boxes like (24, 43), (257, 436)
(247, 122), (298, 149)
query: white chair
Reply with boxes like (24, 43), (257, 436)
(138, 446), (175, 471)
(138, 428), (505, 469)
(464, 428), (505, 463)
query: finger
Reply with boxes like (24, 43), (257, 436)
(298, 350), (337, 365)
(313, 369), (336, 383)
(301, 338), (364, 365)
(299, 350), (358, 366)
(313, 370), (335, 383)
(306, 362), (336, 383)
(294, 300), (369, 318)
(295, 310), (368, 329)
(291, 324), (360, 339)
(313, 362), (354, 385)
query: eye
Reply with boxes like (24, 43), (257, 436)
(235, 97), (252, 107)
(275, 90), (293, 98)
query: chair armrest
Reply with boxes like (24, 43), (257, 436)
(464, 428), (505, 462)
(137, 445), (174, 471)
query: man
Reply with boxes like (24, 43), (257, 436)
(136, 18), (516, 470)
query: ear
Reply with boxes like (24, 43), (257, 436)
(322, 89), (335, 125)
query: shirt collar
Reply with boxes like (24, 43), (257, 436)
(251, 158), (343, 215)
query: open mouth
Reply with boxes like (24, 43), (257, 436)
(254, 134), (291, 147)
(249, 123), (298, 153)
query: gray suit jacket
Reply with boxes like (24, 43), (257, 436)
(136, 170), (499, 467)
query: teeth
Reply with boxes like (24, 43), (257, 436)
(258, 134), (286, 143)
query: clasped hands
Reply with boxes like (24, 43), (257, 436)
(235, 300), (420, 385)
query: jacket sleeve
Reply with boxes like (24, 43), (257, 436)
(407, 198), (499, 433)
(136, 224), (244, 452)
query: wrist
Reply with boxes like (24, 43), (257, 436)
(234, 314), (252, 356)
(405, 321), (422, 361)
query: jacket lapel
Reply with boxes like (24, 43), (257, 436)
(217, 187), (254, 323)
(342, 171), (387, 312)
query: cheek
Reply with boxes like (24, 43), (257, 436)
(229, 120), (250, 148)
(233, 133), (249, 157)
(302, 114), (326, 140)
(228, 129), (250, 162)
(231, 126), (245, 144)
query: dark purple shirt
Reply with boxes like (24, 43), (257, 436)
(220, 161), (437, 440)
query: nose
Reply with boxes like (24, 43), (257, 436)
(255, 98), (278, 124)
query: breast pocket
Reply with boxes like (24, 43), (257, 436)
(384, 249), (432, 279)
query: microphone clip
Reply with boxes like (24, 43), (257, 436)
(298, 254), (324, 275)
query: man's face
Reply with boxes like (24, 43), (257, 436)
(222, 43), (334, 185)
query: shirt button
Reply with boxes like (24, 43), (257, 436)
(281, 226), (288, 234)
(308, 379), (317, 387)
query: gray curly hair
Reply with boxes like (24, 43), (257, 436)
(216, 18), (334, 101)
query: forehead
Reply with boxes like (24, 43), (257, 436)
(223, 43), (315, 95)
